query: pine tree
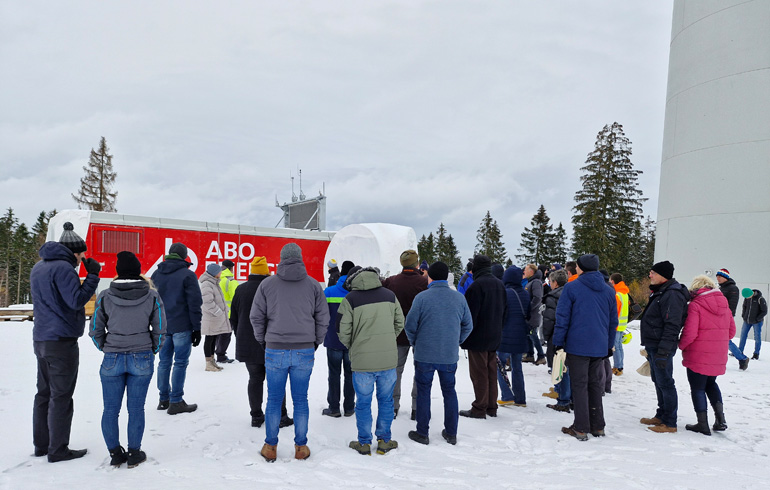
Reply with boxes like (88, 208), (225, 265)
(474, 211), (508, 264)
(0, 208), (19, 306)
(434, 223), (463, 284)
(31, 210), (56, 249)
(417, 232), (435, 265)
(547, 222), (569, 265)
(72, 136), (118, 212)
(571, 122), (644, 276)
(516, 204), (554, 265)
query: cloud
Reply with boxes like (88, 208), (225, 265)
(0, 0), (672, 260)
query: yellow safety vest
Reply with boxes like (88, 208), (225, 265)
(617, 292), (629, 331)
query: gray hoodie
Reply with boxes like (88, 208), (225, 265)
(90, 279), (166, 353)
(250, 257), (329, 350)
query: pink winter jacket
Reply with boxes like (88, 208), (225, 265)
(679, 288), (736, 376)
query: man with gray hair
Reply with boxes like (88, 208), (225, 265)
(251, 243), (329, 462)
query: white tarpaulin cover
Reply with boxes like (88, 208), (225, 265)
(323, 223), (417, 282)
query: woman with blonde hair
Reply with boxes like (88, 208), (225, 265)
(678, 274), (735, 435)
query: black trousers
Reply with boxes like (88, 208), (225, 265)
(33, 339), (80, 458)
(203, 335), (218, 357)
(244, 362), (287, 418)
(215, 332), (232, 360)
(567, 353), (605, 433)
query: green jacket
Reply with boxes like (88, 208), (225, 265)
(219, 268), (239, 318)
(337, 269), (404, 372)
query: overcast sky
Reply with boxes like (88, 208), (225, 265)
(0, 1), (673, 261)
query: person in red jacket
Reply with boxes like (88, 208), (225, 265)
(382, 249), (428, 420)
(679, 275), (736, 435)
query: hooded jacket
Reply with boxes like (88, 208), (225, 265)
(337, 268), (404, 372)
(323, 274), (350, 350)
(640, 278), (689, 355)
(250, 256), (329, 350)
(553, 271), (618, 357)
(404, 280), (473, 364)
(90, 279), (165, 353)
(741, 290), (768, 325)
(524, 269), (543, 331)
(219, 267), (239, 318)
(150, 257), (202, 334)
(30, 241), (100, 341)
(230, 274), (268, 364)
(460, 261), (507, 352)
(200, 272), (232, 336)
(718, 278), (740, 316)
(382, 267), (428, 346)
(498, 267), (531, 354)
(542, 285), (564, 341)
(679, 288), (736, 376)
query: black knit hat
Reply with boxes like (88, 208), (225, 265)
(428, 261), (449, 281)
(341, 260), (355, 276)
(59, 222), (87, 253)
(169, 242), (188, 259)
(221, 259), (235, 270)
(651, 260), (675, 280)
(577, 254), (599, 272)
(116, 251), (142, 279)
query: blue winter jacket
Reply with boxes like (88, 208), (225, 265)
(498, 267), (531, 354)
(553, 271), (618, 357)
(404, 281), (473, 364)
(150, 258), (202, 334)
(457, 272), (474, 295)
(323, 274), (349, 350)
(30, 241), (100, 341)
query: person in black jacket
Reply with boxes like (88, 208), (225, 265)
(639, 261), (689, 433)
(717, 268), (750, 369)
(460, 255), (507, 419)
(229, 256), (291, 428)
(739, 288), (767, 360)
(150, 242), (202, 415)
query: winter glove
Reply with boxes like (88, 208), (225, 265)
(191, 330), (201, 347)
(314, 343), (319, 352)
(259, 341), (267, 351)
(654, 352), (669, 370)
(554, 346), (565, 353)
(81, 257), (102, 276)
(606, 348), (613, 359)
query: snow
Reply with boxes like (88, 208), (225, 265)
(2, 320), (769, 489)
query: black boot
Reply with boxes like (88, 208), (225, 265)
(685, 411), (711, 436)
(712, 402), (727, 431)
(109, 446), (127, 467)
(167, 400), (197, 415)
(126, 448), (146, 468)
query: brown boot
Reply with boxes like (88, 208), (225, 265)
(640, 416), (662, 425)
(260, 444), (277, 462)
(648, 424), (677, 433)
(294, 445), (310, 460)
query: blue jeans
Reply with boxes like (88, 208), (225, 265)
(647, 346), (678, 428)
(686, 368), (722, 413)
(326, 348), (355, 413)
(414, 362), (458, 437)
(496, 352), (525, 404)
(739, 321), (763, 355)
(352, 369), (397, 445)
(527, 332), (545, 358)
(556, 370), (571, 406)
(613, 330), (624, 370)
(728, 340), (748, 361)
(157, 331), (192, 403)
(264, 348), (314, 446)
(100, 351), (154, 450)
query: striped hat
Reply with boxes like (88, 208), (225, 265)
(327, 259), (338, 269)
(59, 222), (87, 253)
(716, 269), (731, 280)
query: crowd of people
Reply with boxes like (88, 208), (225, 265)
(28, 222), (763, 466)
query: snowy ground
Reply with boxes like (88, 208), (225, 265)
(2, 320), (769, 489)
